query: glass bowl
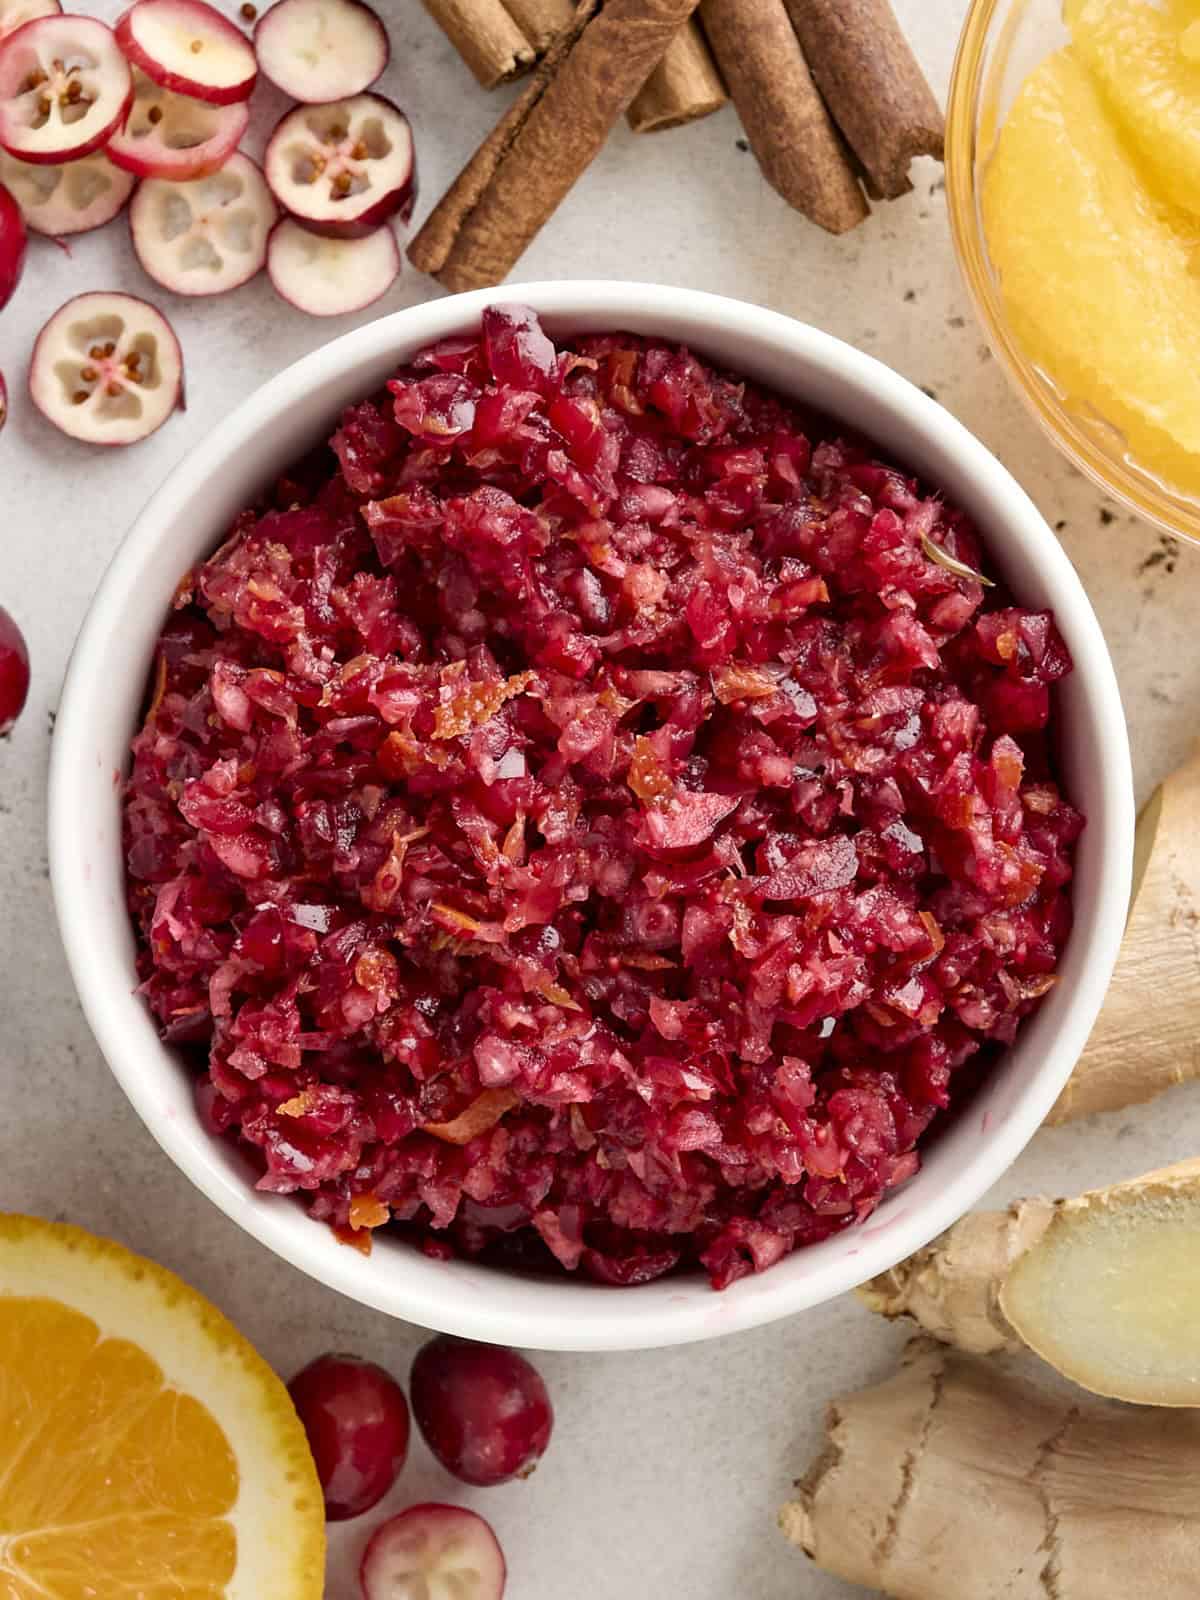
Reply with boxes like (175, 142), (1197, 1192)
(947, 0), (1200, 547)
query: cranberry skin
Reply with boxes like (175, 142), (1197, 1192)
(410, 1335), (553, 1487)
(0, 606), (29, 734)
(288, 1353), (411, 1521)
(0, 185), (26, 312)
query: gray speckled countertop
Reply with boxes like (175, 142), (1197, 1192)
(3, 3), (1198, 1595)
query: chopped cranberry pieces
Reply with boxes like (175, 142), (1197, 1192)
(124, 309), (1081, 1290)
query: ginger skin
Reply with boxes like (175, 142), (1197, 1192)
(781, 1338), (1200, 1599)
(858, 1199), (1053, 1355)
(1049, 745), (1200, 1122)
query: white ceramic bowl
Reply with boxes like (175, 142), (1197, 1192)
(49, 281), (1134, 1352)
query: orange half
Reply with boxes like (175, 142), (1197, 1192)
(0, 1214), (325, 1599)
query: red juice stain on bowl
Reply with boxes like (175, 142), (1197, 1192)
(122, 306), (1082, 1291)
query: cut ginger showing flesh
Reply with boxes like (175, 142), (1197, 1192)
(1001, 1160), (1200, 1408)
(983, 47), (1200, 496)
(861, 1159), (1200, 1408)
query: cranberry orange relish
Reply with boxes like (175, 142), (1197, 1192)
(124, 307), (1082, 1290)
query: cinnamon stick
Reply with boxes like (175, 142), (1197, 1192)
(699, 0), (867, 234)
(502, 0), (572, 51)
(783, 0), (944, 199)
(419, 0), (535, 88)
(490, 0), (726, 132)
(627, 19), (726, 133)
(408, 0), (704, 293)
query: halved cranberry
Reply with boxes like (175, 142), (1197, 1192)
(0, 15), (131, 164)
(0, 148), (134, 235)
(0, 0), (60, 45)
(29, 291), (183, 446)
(255, 0), (388, 103)
(360, 1504), (506, 1600)
(130, 152), (276, 296)
(106, 68), (247, 180)
(263, 94), (415, 239)
(115, 0), (257, 105)
(266, 217), (399, 316)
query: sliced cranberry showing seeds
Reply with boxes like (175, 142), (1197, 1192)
(266, 216), (398, 316)
(0, 605), (30, 733)
(116, 0), (257, 105)
(0, 15), (132, 165)
(30, 290), (183, 445)
(263, 94), (415, 239)
(360, 1504), (506, 1600)
(0, 178), (25, 306)
(0, 0), (59, 45)
(256, 0), (388, 102)
(131, 151), (276, 296)
(287, 1352), (410, 1522)
(410, 1336), (553, 1488)
(0, 147), (134, 234)
(106, 67), (247, 180)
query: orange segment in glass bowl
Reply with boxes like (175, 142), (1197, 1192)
(983, 45), (1200, 498)
(0, 1214), (325, 1600)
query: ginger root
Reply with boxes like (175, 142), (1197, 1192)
(860, 1158), (1200, 1405)
(1050, 743), (1200, 1122)
(859, 1197), (1053, 1356)
(780, 1338), (1200, 1600)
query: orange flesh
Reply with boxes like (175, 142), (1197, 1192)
(984, 5), (1200, 499)
(0, 1298), (239, 1598)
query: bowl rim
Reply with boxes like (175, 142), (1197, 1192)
(48, 280), (1134, 1351)
(946, 0), (1200, 545)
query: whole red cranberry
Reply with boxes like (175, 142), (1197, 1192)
(0, 185), (25, 313)
(410, 1335), (553, 1487)
(0, 606), (29, 735)
(288, 1352), (410, 1521)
